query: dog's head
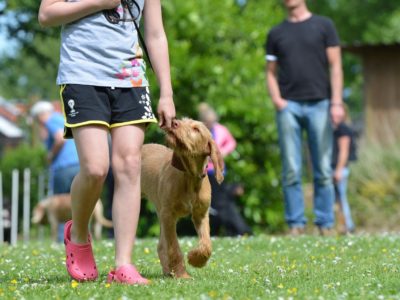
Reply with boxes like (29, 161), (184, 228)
(166, 118), (224, 183)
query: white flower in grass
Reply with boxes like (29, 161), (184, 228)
(264, 277), (271, 286)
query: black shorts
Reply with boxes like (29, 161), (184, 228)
(60, 84), (157, 138)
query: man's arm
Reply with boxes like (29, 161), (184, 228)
(265, 61), (287, 111)
(143, 0), (175, 130)
(48, 130), (65, 163)
(38, 0), (120, 27)
(326, 46), (345, 119)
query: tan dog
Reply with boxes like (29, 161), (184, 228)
(31, 194), (113, 241)
(141, 118), (224, 278)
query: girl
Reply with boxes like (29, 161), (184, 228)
(332, 105), (356, 235)
(38, 0), (175, 284)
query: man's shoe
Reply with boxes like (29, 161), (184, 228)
(318, 227), (336, 237)
(289, 227), (305, 236)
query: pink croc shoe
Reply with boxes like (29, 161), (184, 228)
(107, 264), (149, 285)
(64, 220), (98, 281)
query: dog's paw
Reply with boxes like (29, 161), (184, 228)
(165, 270), (191, 279)
(187, 248), (210, 268)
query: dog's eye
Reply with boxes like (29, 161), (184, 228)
(193, 127), (200, 133)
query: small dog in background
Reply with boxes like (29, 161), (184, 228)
(31, 194), (113, 241)
(141, 118), (224, 278)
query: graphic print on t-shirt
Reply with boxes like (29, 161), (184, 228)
(115, 42), (147, 87)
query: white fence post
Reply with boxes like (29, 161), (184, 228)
(23, 168), (31, 242)
(0, 172), (3, 245)
(38, 172), (45, 240)
(11, 169), (19, 246)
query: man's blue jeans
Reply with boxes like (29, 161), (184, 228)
(51, 164), (80, 242)
(276, 99), (334, 229)
(334, 167), (354, 232)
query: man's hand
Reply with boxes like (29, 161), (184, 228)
(333, 168), (343, 183)
(47, 152), (54, 164)
(157, 95), (176, 130)
(274, 98), (288, 111)
(330, 103), (345, 123)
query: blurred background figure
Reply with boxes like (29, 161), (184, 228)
(1, 198), (11, 244)
(198, 103), (252, 236)
(332, 104), (357, 235)
(30, 101), (80, 242)
(265, 0), (344, 236)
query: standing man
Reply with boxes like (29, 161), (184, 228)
(31, 101), (80, 241)
(265, 0), (344, 235)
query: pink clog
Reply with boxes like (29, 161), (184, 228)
(107, 264), (149, 285)
(64, 220), (98, 281)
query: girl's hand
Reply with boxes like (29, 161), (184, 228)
(157, 96), (176, 130)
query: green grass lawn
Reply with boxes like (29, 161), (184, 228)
(1, 235), (400, 299)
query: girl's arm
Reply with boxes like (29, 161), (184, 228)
(143, 0), (175, 130)
(334, 135), (350, 182)
(219, 125), (237, 157)
(38, 0), (120, 27)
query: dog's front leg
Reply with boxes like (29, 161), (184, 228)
(188, 206), (212, 268)
(159, 216), (190, 278)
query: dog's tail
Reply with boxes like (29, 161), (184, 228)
(93, 201), (113, 228)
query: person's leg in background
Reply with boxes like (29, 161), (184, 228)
(276, 101), (307, 234)
(223, 202), (252, 236)
(221, 183), (252, 236)
(53, 164), (80, 242)
(305, 99), (335, 233)
(208, 175), (225, 236)
(335, 167), (354, 233)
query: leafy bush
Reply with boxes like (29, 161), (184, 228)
(348, 142), (400, 231)
(0, 143), (47, 220)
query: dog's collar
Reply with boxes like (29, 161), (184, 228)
(171, 153), (207, 180)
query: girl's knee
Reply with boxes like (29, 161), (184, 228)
(112, 153), (141, 177)
(81, 163), (109, 184)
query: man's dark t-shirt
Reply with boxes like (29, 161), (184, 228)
(332, 122), (357, 168)
(266, 15), (340, 101)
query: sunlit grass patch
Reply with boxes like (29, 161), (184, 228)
(1, 235), (400, 299)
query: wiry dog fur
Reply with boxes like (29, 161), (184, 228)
(141, 118), (224, 278)
(31, 194), (113, 241)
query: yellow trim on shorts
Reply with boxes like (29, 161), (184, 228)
(65, 120), (111, 128)
(110, 119), (158, 128)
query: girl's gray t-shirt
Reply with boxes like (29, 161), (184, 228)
(57, 0), (149, 88)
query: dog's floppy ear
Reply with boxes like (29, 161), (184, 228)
(208, 139), (224, 184)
